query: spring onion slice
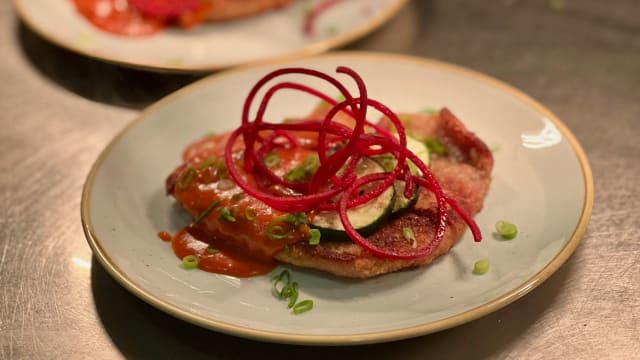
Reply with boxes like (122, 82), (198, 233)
(199, 157), (216, 169)
(292, 300), (314, 314)
(287, 283), (299, 308)
(194, 199), (221, 223)
(495, 220), (518, 239)
(266, 222), (290, 240)
(244, 207), (257, 221)
(308, 229), (321, 245)
(182, 255), (199, 269)
(177, 168), (195, 190)
(402, 227), (417, 248)
(264, 152), (281, 168)
(473, 259), (490, 275)
(219, 208), (236, 222)
(271, 270), (291, 297)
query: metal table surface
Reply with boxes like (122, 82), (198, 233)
(1, 1), (638, 359)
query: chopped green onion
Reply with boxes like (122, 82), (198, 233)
(285, 155), (320, 182)
(292, 300), (314, 315)
(420, 107), (440, 115)
(279, 212), (308, 226)
(266, 222), (290, 240)
(308, 229), (321, 245)
(425, 137), (447, 155)
(219, 207), (236, 222)
(402, 227), (417, 248)
(244, 207), (257, 221)
(216, 161), (228, 178)
(182, 255), (199, 269)
(272, 269), (291, 297)
(199, 157), (216, 170)
(286, 282), (299, 308)
(264, 152), (281, 168)
(271, 269), (313, 314)
(194, 199), (221, 223)
(280, 281), (297, 300)
(473, 259), (490, 275)
(206, 247), (219, 254)
(495, 220), (518, 239)
(177, 168), (195, 190)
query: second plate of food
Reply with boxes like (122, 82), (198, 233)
(14, 0), (407, 72)
(82, 52), (593, 345)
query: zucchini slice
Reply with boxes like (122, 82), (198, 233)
(310, 158), (395, 238)
(392, 180), (419, 213)
(372, 135), (430, 214)
(405, 134), (430, 175)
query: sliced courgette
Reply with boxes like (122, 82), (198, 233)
(372, 135), (429, 214)
(391, 180), (419, 213)
(310, 158), (395, 238)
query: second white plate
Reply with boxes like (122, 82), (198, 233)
(14, 0), (407, 72)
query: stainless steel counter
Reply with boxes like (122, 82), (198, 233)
(1, 0), (639, 359)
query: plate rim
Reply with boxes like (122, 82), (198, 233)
(12, 0), (408, 73)
(81, 51), (594, 345)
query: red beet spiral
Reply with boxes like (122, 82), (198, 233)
(224, 66), (481, 259)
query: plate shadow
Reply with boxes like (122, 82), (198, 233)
(90, 252), (574, 359)
(15, 21), (201, 110)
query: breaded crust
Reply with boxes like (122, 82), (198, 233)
(206, 0), (292, 21)
(274, 109), (494, 278)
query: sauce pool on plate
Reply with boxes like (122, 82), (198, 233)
(72, 0), (165, 36)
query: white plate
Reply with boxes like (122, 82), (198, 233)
(14, 0), (406, 72)
(81, 52), (593, 345)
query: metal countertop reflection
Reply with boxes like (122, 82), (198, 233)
(1, 1), (638, 359)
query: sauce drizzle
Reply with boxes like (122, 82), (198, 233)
(71, 0), (165, 36)
(171, 226), (277, 277)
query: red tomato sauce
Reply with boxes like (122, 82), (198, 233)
(70, 0), (213, 36)
(157, 231), (172, 241)
(163, 132), (316, 277)
(71, 0), (165, 36)
(171, 226), (277, 277)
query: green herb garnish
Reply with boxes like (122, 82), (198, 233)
(473, 259), (490, 275)
(284, 155), (320, 182)
(219, 207), (236, 222)
(402, 227), (416, 248)
(292, 300), (314, 314)
(495, 220), (518, 239)
(193, 199), (221, 223)
(264, 152), (281, 168)
(271, 269), (314, 315)
(182, 255), (199, 269)
(244, 207), (257, 221)
(177, 168), (195, 190)
(308, 229), (321, 245)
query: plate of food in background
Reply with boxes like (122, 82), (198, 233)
(13, 0), (407, 72)
(81, 52), (593, 345)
